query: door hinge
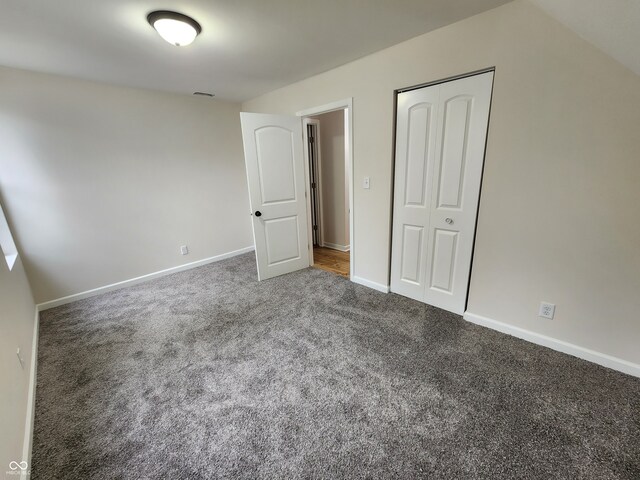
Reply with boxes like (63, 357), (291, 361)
(313, 225), (318, 231)
(311, 182), (317, 189)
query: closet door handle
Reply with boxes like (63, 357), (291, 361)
(445, 217), (453, 224)
(254, 211), (262, 217)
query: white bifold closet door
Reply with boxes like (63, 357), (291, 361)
(390, 72), (493, 315)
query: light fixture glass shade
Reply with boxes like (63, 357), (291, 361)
(148, 11), (202, 47)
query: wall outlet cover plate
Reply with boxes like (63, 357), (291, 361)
(538, 302), (555, 319)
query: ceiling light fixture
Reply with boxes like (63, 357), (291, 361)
(147, 11), (202, 47)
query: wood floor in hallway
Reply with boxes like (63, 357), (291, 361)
(312, 246), (349, 278)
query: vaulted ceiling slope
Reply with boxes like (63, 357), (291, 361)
(0, 0), (511, 101)
(529, 0), (640, 76)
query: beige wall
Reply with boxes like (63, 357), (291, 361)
(243, 0), (640, 364)
(312, 110), (348, 248)
(0, 67), (253, 303)
(0, 253), (36, 470)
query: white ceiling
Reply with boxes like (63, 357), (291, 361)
(529, 0), (640, 76)
(0, 0), (512, 101)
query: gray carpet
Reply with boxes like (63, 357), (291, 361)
(32, 253), (639, 479)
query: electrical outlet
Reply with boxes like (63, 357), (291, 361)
(180, 245), (189, 255)
(16, 348), (25, 369)
(538, 302), (555, 319)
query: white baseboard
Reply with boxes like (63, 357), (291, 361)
(351, 276), (390, 293)
(21, 309), (39, 479)
(37, 246), (255, 311)
(322, 242), (350, 252)
(464, 311), (640, 378)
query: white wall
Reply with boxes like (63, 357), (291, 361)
(243, 0), (640, 365)
(311, 110), (348, 249)
(0, 252), (36, 472)
(0, 67), (253, 303)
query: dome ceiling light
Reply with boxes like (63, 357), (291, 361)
(147, 11), (202, 47)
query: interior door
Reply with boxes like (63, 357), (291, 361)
(391, 71), (493, 314)
(390, 86), (440, 301)
(240, 112), (310, 280)
(424, 73), (493, 313)
(305, 120), (322, 246)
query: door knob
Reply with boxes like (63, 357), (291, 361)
(254, 211), (262, 217)
(445, 217), (453, 224)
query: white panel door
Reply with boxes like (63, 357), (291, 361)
(240, 112), (310, 280)
(391, 72), (493, 314)
(425, 72), (493, 314)
(390, 87), (440, 301)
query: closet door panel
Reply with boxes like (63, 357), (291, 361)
(424, 72), (494, 314)
(390, 88), (439, 301)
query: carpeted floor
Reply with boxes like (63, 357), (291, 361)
(32, 253), (639, 479)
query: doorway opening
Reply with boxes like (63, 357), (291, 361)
(298, 100), (353, 279)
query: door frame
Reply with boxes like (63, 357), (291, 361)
(389, 68), (495, 312)
(303, 118), (325, 250)
(297, 98), (354, 279)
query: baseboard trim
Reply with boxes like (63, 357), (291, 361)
(21, 309), (39, 479)
(322, 242), (350, 252)
(37, 246), (255, 311)
(463, 311), (640, 378)
(351, 276), (390, 293)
